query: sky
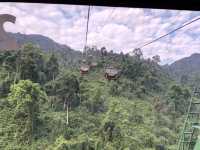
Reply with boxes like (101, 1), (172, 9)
(0, 2), (200, 65)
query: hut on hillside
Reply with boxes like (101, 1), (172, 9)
(80, 64), (90, 75)
(104, 66), (120, 80)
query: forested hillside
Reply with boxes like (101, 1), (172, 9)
(164, 53), (200, 88)
(8, 32), (82, 67)
(0, 43), (192, 150)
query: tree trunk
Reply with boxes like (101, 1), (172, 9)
(52, 73), (55, 82)
(63, 98), (69, 125)
(66, 102), (69, 125)
(63, 98), (67, 110)
(14, 72), (17, 84)
(50, 96), (54, 109)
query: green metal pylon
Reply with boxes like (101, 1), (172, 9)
(177, 87), (200, 150)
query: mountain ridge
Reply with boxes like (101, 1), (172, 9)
(165, 53), (200, 81)
(8, 32), (83, 66)
(8, 32), (200, 81)
(8, 32), (74, 52)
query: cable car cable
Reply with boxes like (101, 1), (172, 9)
(80, 5), (91, 75)
(84, 5), (91, 55)
(138, 16), (200, 49)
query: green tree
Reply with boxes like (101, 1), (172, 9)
(8, 80), (47, 144)
(168, 85), (191, 114)
(44, 79), (58, 109)
(0, 51), (18, 82)
(122, 58), (145, 81)
(0, 76), (13, 97)
(85, 87), (106, 113)
(2, 52), (17, 77)
(180, 75), (188, 86)
(143, 71), (159, 91)
(46, 53), (59, 81)
(132, 48), (143, 60)
(152, 55), (161, 64)
(18, 43), (46, 84)
(55, 72), (80, 124)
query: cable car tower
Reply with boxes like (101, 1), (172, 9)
(177, 87), (200, 150)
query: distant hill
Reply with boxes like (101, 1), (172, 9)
(8, 32), (82, 66)
(165, 53), (200, 81)
(10, 32), (200, 80)
(9, 32), (73, 52)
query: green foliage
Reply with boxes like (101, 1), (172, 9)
(180, 75), (188, 86)
(167, 85), (191, 114)
(45, 53), (59, 81)
(0, 43), (189, 149)
(85, 87), (106, 113)
(109, 80), (123, 96)
(53, 72), (80, 110)
(100, 97), (157, 149)
(18, 44), (46, 84)
(0, 76), (14, 97)
(7, 80), (47, 145)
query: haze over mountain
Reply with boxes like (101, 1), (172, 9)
(164, 53), (200, 81)
(8, 32), (200, 82)
(9, 32), (74, 52)
(8, 32), (82, 66)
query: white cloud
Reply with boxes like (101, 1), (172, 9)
(0, 2), (200, 64)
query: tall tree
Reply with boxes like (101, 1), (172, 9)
(152, 55), (161, 64)
(8, 80), (47, 144)
(45, 53), (59, 81)
(1, 51), (18, 79)
(168, 85), (191, 114)
(132, 48), (143, 60)
(18, 43), (46, 84)
(55, 72), (80, 124)
(180, 74), (188, 86)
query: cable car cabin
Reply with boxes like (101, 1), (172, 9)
(80, 65), (90, 75)
(90, 62), (97, 68)
(82, 59), (87, 63)
(104, 67), (120, 80)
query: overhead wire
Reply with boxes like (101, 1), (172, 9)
(83, 5), (91, 56)
(137, 16), (200, 49)
(85, 7), (116, 50)
(83, 6), (116, 47)
(86, 7), (115, 49)
(83, 7), (200, 60)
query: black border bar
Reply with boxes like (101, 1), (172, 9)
(2, 0), (200, 11)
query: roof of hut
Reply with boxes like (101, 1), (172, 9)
(105, 67), (120, 76)
(91, 62), (97, 67)
(80, 65), (90, 72)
